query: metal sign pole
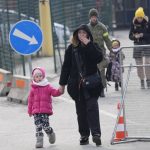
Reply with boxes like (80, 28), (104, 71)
(28, 56), (32, 77)
(9, 20), (43, 77)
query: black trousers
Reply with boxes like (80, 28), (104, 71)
(75, 94), (101, 137)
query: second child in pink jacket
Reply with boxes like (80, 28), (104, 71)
(28, 67), (63, 148)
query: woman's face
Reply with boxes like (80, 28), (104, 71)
(78, 30), (88, 41)
(137, 17), (143, 23)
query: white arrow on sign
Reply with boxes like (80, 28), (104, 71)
(13, 28), (38, 45)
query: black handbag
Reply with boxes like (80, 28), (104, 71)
(74, 48), (102, 89)
(82, 73), (102, 89)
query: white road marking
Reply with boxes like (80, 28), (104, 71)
(57, 96), (117, 119)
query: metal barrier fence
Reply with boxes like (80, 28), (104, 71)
(113, 0), (150, 28)
(50, 0), (112, 72)
(0, 0), (39, 75)
(0, 0), (113, 74)
(111, 45), (150, 144)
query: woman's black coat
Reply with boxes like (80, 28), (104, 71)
(59, 41), (103, 101)
(129, 17), (150, 45)
(129, 16), (150, 58)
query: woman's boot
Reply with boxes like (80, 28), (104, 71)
(146, 79), (150, 89)
(141, 80), (145, 89)
(115, 82), (119, 91)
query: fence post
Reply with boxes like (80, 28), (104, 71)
(39, 0), (54, 56)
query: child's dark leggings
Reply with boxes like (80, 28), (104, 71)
(34, 114), (53, 137)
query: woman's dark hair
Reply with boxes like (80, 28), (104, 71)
(71, 24), (93, 47)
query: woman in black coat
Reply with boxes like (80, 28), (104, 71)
(59, 24), (103, 146)
(129, 7), (150, 89)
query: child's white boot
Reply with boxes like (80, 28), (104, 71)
(48, 130), (56, 144)
(36, 136), (43, 148)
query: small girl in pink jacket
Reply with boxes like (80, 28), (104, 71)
(28, 67), (63, 148)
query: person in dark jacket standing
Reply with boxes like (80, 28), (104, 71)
(59, 24), (103, 146)
(129, 7), (150, 89)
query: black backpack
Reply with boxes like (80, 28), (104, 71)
(106, 62), (112, 81)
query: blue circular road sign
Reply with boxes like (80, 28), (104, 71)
(9, 20), (43, 55)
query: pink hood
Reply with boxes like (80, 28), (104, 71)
(32, 67), (45, 78)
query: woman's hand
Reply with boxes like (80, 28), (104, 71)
(80, 37), (90, 45)
(134, 33), (141, 39)
(59, 86), (65, 94)
(139, 33), (143, 37)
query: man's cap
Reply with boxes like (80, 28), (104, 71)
(89, 8), (99, 18)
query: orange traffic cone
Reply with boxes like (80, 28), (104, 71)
(114, 103), (128, 141)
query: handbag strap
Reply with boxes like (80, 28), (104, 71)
(73, 48), (84, 78)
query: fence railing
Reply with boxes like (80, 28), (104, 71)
(111, 45), (150, 144)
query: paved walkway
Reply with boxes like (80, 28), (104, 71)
(1, 30), (150, 150)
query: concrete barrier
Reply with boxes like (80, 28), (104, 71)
(0, 68), (12, 96)
(7, 75), (31, 104)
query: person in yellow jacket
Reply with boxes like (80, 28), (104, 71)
(87, 8), (112, 97)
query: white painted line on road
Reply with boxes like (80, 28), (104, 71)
(57, 96), (74, 104)
(57, 96), (117, 119)
(58, 96), (139, 124)
(100, 110), (117, 119)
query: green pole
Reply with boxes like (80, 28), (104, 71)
(17, 0), (26, 76)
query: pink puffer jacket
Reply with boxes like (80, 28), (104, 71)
(28, 84), (61, 115)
